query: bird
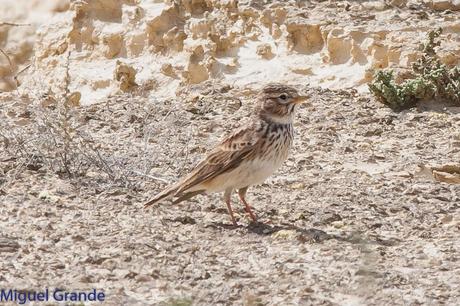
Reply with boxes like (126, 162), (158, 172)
(144, 83), (308, 225)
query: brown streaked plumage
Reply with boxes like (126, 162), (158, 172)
(144, 83), (308, 225)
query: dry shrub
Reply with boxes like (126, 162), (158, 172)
(369, 28), (460, 111)
(1, 52), (140, 189)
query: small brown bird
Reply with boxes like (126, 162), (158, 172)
(144, 83), (308, 225)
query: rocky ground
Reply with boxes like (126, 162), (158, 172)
(1, 82), (459, 305)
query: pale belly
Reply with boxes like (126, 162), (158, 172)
(201, 149), (290, 193)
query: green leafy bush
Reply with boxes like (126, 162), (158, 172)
(369, 28), (460, 111)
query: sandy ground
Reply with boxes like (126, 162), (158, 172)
(1, 83), (459, 305)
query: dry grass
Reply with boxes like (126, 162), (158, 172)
(0, 52), (164, 192)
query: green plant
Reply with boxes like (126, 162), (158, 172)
(369, 28), (460, 111)
(160, 297), (193, 306)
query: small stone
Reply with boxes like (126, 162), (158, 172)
(290, 182), (306, 189)
(331, 220), (344, 228)
(290, 66), (313, 75)
(271, 230), (298, 240)
(256, 43), (274, 59)
(38, 190), (59, 203)
(440, 215), (453, 224)
(430, 0), (460, 11)
(114, 60), (137, 91)
(161, 63), (176, 77)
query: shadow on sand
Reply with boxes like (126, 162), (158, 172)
(206, 221), (401, 246)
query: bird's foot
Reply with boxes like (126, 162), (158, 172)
(244, 206), (257, 222)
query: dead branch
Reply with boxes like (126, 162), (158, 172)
(0, 22), (31, 27)
(14, 64), (31, 89)
(63, 51), (71, 99)
(0, 48), (13, 71)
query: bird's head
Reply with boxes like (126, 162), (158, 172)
(257, 83), (308, 124)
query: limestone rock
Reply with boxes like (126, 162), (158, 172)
(256, 43), (274, 59)
(430, 0), (460, 10)
(4, 0), (458, 104)
(114, 61), (137, 92)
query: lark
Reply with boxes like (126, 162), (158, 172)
(144, 83), (308, 225)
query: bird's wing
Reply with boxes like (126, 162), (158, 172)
(174, 121), (265, 194)
(144, 121), (265, 208)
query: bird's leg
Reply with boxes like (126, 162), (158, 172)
(224, 189), (237, 226)
(238, 187), (257, 222)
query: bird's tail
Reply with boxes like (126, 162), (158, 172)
(144, 182), (205, 208)
(144, 184), (179, 208)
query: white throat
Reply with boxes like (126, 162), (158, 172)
(266, 114), (294, 124)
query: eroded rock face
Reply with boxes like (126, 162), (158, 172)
(7, 0), (460, 104)
(0, 0), (69, 92)
(430, 0), (460, 11)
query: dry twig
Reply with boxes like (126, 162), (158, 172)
(0, 22), (31, 27)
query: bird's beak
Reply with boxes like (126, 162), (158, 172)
(292, 95), (309, 104)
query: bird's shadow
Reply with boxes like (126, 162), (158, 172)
(206, 221), (401, 246)
(206, 221), (331, 243)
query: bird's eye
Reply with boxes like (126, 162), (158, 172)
(279, 94), (288, 100)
